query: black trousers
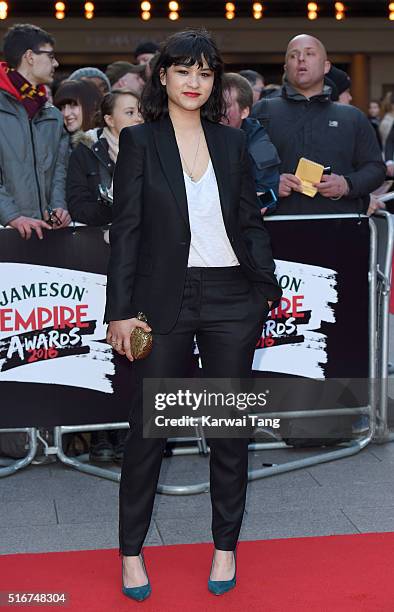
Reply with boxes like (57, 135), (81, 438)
(119, 266), (269, 555)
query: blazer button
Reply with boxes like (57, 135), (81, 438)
(180, 241), (187, 246)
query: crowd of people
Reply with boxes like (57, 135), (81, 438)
(0, 23), (392, 463)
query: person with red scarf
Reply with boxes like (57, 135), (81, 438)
(0, 24), (70, 239)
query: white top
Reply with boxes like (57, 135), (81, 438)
(184, 159), (239, 268)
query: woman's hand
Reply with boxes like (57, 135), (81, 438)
(106, 318), (152, 362)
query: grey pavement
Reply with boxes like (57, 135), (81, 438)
(1, 318), (394, 555)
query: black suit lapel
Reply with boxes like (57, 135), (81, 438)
(152, 116), (232, 230)
(202, 119), (231, 226)
(152, 116), (190, 228)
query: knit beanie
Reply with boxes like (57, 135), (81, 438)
(68, 67), (111, 92)
(326, 66), (351, 99)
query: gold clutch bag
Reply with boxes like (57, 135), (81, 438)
(130, 312), (153, 360)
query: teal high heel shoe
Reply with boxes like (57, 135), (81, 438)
(208, 550), (236, 595)
(122, 551), (152, 602)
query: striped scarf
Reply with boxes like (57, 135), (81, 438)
(6, 67), (48, 119)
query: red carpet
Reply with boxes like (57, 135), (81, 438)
(1, 533), (393, 611)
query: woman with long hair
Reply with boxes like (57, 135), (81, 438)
(105, 28), (281, 601)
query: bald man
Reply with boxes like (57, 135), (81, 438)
(251, 34), (385, 214)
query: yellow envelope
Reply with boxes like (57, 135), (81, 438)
(295, 157), (324, 198)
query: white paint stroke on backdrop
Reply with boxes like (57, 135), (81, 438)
(0, 263), (114, 393)
(252, 259), (338, 378)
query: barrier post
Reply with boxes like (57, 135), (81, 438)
(0, 428), (38, 477)
(371, 208), (394, 441)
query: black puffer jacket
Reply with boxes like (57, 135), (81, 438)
(251, 84), (386, 215)
(66, 128), (114, 226)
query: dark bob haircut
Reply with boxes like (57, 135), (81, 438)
(53, 79), (103, 132)
(140, 28), (225, 123)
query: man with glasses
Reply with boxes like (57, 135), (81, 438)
(0, 23), (70, 239)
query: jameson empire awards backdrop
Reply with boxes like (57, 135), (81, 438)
(0, 218), (370, 427)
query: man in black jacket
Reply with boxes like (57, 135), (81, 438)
(251, 34), (386, 215)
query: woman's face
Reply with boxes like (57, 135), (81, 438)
(61, 101), (83, 133)
(368, 101), (380, 118)
(105, 94), (143, 137)
(160, 57), (215, 114)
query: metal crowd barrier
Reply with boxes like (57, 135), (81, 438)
(373, 205), (394, 441)
(0, 428), (38, 476)
(0, 212), (391, 490)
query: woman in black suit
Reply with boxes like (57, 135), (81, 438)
(105, 28), (281, 601)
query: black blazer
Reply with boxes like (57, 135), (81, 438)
(104, 115), (281, 333)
